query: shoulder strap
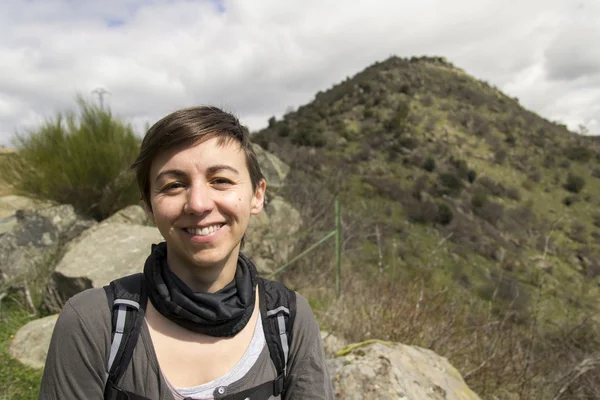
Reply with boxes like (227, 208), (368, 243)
(103, 273), (148, 399)
(257, 277), (297, 396)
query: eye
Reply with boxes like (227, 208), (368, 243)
(160, 182), (186, 192)
(211, 177), (233, 186)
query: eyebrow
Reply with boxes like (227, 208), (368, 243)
(207, 165), (240, 175)
(154, 165), (240, 183)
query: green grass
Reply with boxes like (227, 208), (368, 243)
(0, 300), (42, 400)
(3, 96), (141, 221)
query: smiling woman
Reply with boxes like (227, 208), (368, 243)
(38, 106), (333, 400)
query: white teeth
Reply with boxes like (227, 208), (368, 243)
(187, 224), (222, 236)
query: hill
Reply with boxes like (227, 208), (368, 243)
(252, 56), (600, 398)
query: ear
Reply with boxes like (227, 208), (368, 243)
(142, 200), (155, 225)
(250, 179), (266, 215)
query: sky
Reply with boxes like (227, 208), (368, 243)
(1, 0), (599, 146)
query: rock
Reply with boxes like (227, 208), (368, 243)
(43, 223), (163, 313)
(329, 341), (481, 400)
(103, 204), (151, 226)
(253, 144), (290, 192)
(245, 196), (303, 275)
(0, 205), (95, 290)
(321, 331), (347, 357)
(9, 314), (58, 369)
(0, 195), (53, 220)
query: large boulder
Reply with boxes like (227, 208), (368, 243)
(253, 143), (290, 193)
(329, 341), (481, 400)
(245, 196), (303, 275)
(0, 195), (53, 220)
(9, 314), (59, 369)
(0, 205), (95, 301)
(43, 223), (163, 313)
(0, 195), (55, 237)
(321, 331), (348, 358)
(103, 204), (152, 226)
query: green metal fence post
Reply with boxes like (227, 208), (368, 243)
(335, 198), (341, 298)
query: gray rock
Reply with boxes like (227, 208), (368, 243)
(9, 314), (58, 369)
(329, 341), (481, 400)
(253, 144), (290, 192)
(245, 196), (303, 275)
(321, 331), (347, 357)
(103, 205), (152, 226)
(0, 205), (95, 291)
(0, 195), (53, 220)
(43, 223), (163, 313)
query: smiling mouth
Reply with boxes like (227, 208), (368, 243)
(184, 224), (224, 236)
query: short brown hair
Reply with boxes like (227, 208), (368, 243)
(131, 106), (264, 208)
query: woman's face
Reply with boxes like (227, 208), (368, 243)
(146, 137), (265, 275)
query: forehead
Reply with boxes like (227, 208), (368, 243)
(149, 137), (247, 176)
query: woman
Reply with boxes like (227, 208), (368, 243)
(39, 106), (334, 399)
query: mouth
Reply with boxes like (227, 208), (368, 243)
(184, 224), (224, 237)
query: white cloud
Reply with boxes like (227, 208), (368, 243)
(1, 0), (599, 145)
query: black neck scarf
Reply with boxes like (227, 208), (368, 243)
(143, 242), (257, 337)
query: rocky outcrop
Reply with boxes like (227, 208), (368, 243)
(9, 314), (59, 369)
(43, 222), (163, 313)
(253, 143), (290, 193)
(245, 196), (303, 275)
(321, 331), (348, 358)
(329, 341), (481, 400)
(103, 204), (152, 226)
(0, 195), (54, 237)
(0, 204), (95, 305)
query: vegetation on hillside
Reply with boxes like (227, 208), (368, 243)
(254, 56), (600, 398)
(1, 97), (141, 221)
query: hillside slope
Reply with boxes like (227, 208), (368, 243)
(252, 56), (600, 397)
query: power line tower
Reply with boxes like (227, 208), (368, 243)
(92, 88), (111, 109)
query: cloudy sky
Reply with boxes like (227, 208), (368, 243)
(1, 0), (599, 146)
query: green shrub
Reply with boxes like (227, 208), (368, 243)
(565, 145), (594, 162)
(564, 173), (585, 194)
(437, 202), (453, 225)
(423, 156), (436, 172)
(438, 172), (464, 196)
(563, 195), (578, 207)
(3, 97), (140, 221)
(471, 191), (488, 208)
(278, 124), (291, 137)
(467, 169), (477, 183)
(291, 129), (326, 147)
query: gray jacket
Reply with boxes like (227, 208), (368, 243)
(39, 287), (333, 399)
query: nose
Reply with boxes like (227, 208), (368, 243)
(183, 182), (215, 215)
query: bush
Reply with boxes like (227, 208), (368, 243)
(565, 145), (594, 162)
(3, 97), (140, 221)
(423, 156), (436, 172)
(438, 172), (464, 196)
(437, 202), (453, 225)
(564, 173), (585, 194)
(467, 169), (477, 183)
(471, 191), (488, 208)
(562, 195), (579, 207)
(278, 124), (291, 137)
(506, 186), (521, 201)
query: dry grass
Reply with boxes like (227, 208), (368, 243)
(285, 261), (600, 400)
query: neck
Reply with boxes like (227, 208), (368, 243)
(167, 248), (240, 293)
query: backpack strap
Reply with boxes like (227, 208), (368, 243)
(103, 273), (148, 400)
(256, 277), (297, 397)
